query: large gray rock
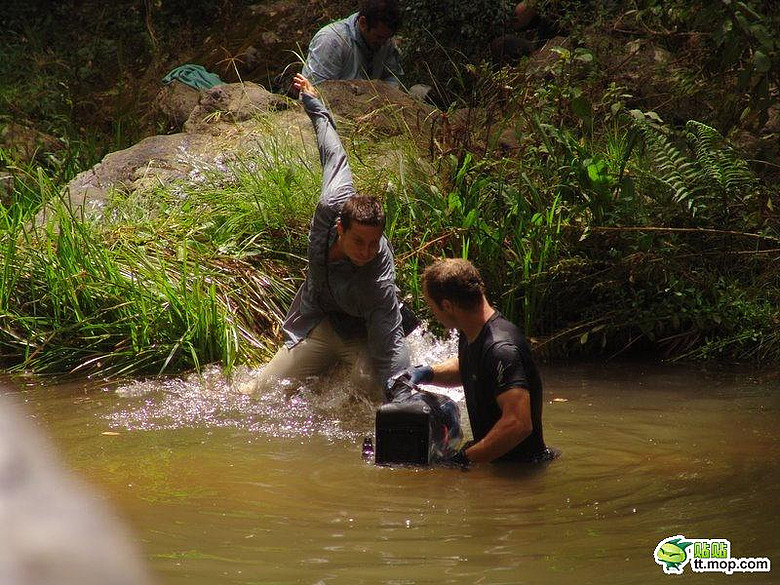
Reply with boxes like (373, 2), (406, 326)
(154, 79), (202, 128)
(317, 79), (439, 138)
(184, 81), (290, 132)
(53, 133), (191, 223)
(0, 393), (151, 585)
(52, 82), (309, 224)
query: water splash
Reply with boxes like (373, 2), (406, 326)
(406, 326), (466, 407)
(107, 324), (465, 441)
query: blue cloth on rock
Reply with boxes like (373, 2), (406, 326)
(162, 64), (224, 90)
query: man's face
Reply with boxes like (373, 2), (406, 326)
(337, 221), (384, 266)
(358, 16), (394, 50)
(423, 287), (457, 330)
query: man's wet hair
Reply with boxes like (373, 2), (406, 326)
(340, 195), (386, 230)
(359, 0), (403, 32)
(423, 258), (485, 311)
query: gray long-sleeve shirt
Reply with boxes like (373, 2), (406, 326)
(301, 13), (403, 86)
(280, 92), (409, 383)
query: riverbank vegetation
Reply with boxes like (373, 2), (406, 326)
(1, 0), (778, 376)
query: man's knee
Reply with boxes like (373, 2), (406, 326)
(241, 329), (338, 396)
(238, 346), (295, 396)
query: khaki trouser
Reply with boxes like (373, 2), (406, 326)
(246, 318), (378, 396)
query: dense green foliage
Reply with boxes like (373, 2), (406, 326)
(402, 0), (516, 60)
(1, 0), (778, 375)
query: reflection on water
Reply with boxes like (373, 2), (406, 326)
(4, 331), (778, 585)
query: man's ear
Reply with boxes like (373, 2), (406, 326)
(440, 299), (455, 314)
(357, 15), (368, 33)
(336, 218), (344, 237)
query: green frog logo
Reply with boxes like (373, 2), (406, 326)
(654, 535), (693, 574)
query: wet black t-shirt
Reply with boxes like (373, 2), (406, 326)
(458, 312), (546, 462)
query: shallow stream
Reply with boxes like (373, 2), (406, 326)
(5, 331), (778, 584)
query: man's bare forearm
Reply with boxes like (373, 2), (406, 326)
(465, 388), (532, 464)
(430, 356), (461, 386)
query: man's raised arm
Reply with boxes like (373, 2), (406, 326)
(293, 73), (354, 201)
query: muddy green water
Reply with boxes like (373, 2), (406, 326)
(4, 336), (779, 585)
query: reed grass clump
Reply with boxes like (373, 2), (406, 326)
(0, 137), (320, 376)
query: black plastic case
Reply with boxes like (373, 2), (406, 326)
(375, 400), (434, 465)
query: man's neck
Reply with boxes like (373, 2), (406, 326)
(460, 300), (496, 343)
(328, 237), (344, 262)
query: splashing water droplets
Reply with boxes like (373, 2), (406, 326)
(107, 326), (465, 441)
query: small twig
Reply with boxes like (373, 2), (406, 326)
(603, 47), (640, 76)
(748, 158), (780, 170)
(533, 316), (612, 351)
(397, 231), (458, 263)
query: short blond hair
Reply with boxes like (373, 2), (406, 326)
(422, 258), (485, 310)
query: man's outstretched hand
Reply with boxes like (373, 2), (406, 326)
(293, 73), (318, 98)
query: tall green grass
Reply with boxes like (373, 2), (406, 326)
(0, 128), (319, 376)
(2, 59), (778, 377)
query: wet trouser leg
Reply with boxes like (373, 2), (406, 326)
(246, 318), (375, 395)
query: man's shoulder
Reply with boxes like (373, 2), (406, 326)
(481, 315), (531, 358)
(313, 13), (358, 43)
(485, 313), (524, 343)
(482, 317), (538, 390)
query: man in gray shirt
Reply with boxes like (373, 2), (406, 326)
(302, 0), (404, 86)
(249, 73), (410, 396)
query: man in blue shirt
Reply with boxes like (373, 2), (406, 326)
(302, 0), (404, 86)
(247, 74), (410, 397)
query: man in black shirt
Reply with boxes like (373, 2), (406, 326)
(409, 258), (553, 465)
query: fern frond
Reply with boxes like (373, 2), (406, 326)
(638, 124), (698, 208)
(685, 120), (757, 196)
